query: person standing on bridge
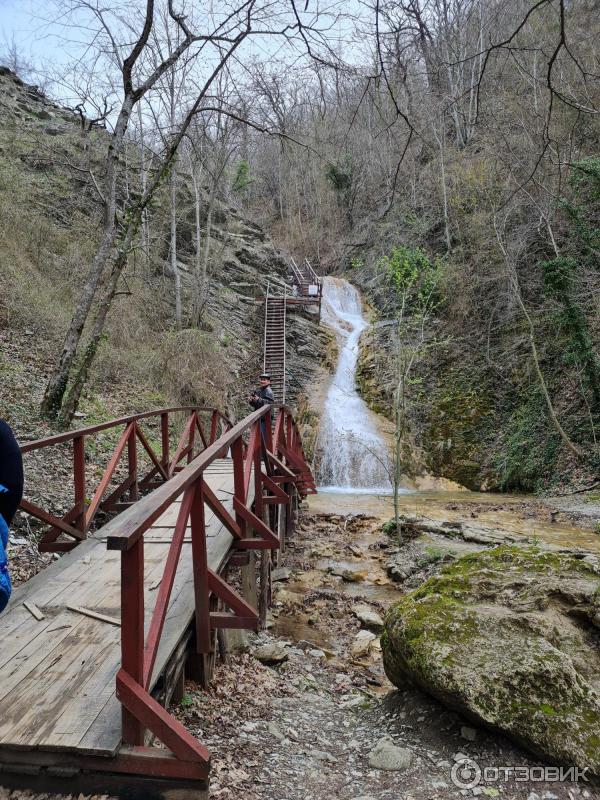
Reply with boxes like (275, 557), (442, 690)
(0, 419), (23, 612)
(248, 373), (274, 439)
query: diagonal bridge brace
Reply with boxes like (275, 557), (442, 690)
(116, 669), (210, 776)
(207, 569), (258, 630)
(202, 481), (243, 539)
(233, 497), (280, 550)
(261, 472), (290, 505)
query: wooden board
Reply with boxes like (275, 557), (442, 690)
(0, 459), (249, 758)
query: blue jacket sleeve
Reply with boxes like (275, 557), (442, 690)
(0, 514), (12, 613)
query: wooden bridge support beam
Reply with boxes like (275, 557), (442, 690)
(121, 538), (146, 747)
(0, 760), (208, 800)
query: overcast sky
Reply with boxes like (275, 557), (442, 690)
(0, 0), (66, 68)
(0, 0), (368, 116)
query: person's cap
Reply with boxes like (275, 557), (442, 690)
(259, 373), (271, 380)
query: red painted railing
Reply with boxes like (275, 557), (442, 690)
(19, 407), (233, 552)
(14, 403), (315, 781)
(95, 404), (315, 779)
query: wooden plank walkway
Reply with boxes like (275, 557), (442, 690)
(0, 458), (245, 760)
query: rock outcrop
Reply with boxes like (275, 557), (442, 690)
(381, 545), (600, 771)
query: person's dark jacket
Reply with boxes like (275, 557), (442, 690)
(249, 385), (274, 411)
(0, 419), (24, 526)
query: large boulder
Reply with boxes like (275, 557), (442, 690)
(381, 545), (600, 771)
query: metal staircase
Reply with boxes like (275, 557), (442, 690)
(263, 284), (287, 404)
(261, 260), (322, 405)
(289, 257), (322, 314)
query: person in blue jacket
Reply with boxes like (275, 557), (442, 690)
(0, 419), (24, 612)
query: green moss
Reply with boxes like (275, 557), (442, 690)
(384, 543), (600, 685)
(492, 388), (560, 492)
(423, 370), (495, 489)
(382, 544), (600, 769)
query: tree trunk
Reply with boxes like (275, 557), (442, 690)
(200, 188), (215, 312)
(510, 269), (584, 459)
(41, 95), (134, 419)
(190, 164), (206, 327)
(58, 251), (128, 426)
(40, 226), (117, 418)
(434, 119), (452, 252)
(44, 30), (248, 421)
(170, 167), (182, 329)
(393, 376), (403, 540)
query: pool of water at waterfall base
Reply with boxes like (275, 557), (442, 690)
(308, 490), (600, 553)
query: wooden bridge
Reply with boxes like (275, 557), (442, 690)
(1, 405), (316, 799)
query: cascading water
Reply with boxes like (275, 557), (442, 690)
(317, 277), (392, 493)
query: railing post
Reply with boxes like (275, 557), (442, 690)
(254, 425), (263, 521)
(209, 410), (218, 444)
(73, 435), (86, 537)
(121, 538), (145, 746)
(285, 481), (292, 540)
(187, 412), (197, 464)
(128, 421), (139, 501)
(265, 410), (274, 453)
(231, 437), (246, 538)
(161, 412), (169, 470)
(191, 479), (212, 655)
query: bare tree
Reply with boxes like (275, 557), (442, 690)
(41, 0), (342, 423)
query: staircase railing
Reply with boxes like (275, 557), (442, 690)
(288, 257), (322, 318)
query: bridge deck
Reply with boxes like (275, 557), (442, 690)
(0, 458), (242, 760)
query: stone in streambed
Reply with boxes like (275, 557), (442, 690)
(252, 641), (289, 664)
(267, 722), (285, 740)
(310, 749), (337, 763)
(274, 588), (302, 605)
(368, 737), (413, 770)
(381, 545), (600, 772)
(350, 630), (376, 657)
(341, 569), (365, 583)
(461, 725), (478, 741)
(352, 604), (384, 632)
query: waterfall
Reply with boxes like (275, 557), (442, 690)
(317, 277), (392, 493)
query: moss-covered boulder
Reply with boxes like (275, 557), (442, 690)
(381, 545), (600, 771)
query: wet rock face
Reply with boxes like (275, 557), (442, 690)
(381, 545), (600, 772)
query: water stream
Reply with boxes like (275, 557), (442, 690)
(317, 277), (394, 493)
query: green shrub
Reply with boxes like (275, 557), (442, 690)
(378, 245), (444, 312)
(494, 390), (560, 492)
